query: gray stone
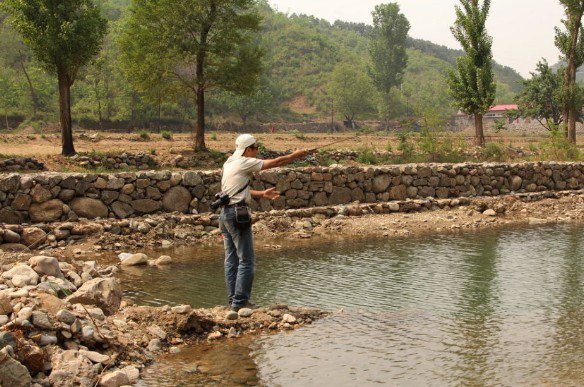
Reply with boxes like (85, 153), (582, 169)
(99, 370), (130, 387)
(31, 184), (52, 203)
(111, 201), (134, 218)
(66, 278), (122, 315)
(0, 174), (20, 193)
(70, 198), (109, 219)
(182, 171), (203, 186)
(49, 350), (97, 387)
(29, 199), (65, 222)
(155, 255), (172, 266)
(238, 308), (253, 317)
(162, 186), (192, 213)
(0, 294), (11, 315)
(79, 350), (110, 364)
(0, 208), (25, 224)
(3, 230), (21, 244)
(131, 199), (161, 214)
(32, 311), (53, 329)
(389, 185), (407, 200)
(29, 256), (64, 278)
(147, 338), (161, 352)
(0, 332), (16, 350)
(58, 189), (76, 202)
(106, 178), (125, 190)
(121, 253), (148, 266)
(11, 194), (32, 211)
(0, 351), (31, 387)
(511, 175), (523, 191)
(372, 174), (391, 193)
(21, 227), (47, 247)
(329, 187), (352, 205)
(2, 264), (39, 286)
(56, 309), (76, 324)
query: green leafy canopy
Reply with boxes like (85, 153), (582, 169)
(1, 0), (108, 84)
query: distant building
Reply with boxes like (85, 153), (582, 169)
(454, 104), (526, 127)
(484, 104), (519, 123)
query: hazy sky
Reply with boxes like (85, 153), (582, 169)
(269, 0), (566, 77)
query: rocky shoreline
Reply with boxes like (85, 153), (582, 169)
(0, 253), (328, 387)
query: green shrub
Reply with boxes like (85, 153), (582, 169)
(385, 141), (393, 153)
(493, 119), (507, 133)
(356, 146), (380, 165)
(483, 142), (506, 161)
(210, 132), (218, 141)
(538, 129), (581, 161)
(161, 130), (172, 140)
(149, 148), (157, 155)
(397, 131), (414, 159)
(138, 130), (150, 141)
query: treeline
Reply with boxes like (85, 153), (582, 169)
(0, 0), (523, 134)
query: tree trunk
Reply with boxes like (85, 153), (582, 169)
(194, 55), (206, 151)
(19, 56), (40, 118)
(474, 113), (485, 147)
(385, 92), (391, 130)
(58, 72), (76, 156)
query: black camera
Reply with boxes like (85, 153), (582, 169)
(210, 192), (230, 211)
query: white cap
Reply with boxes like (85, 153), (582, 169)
(233, 134), (257, 157)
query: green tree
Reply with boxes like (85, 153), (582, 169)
(1, 0), (108, 155)
(515, 60), (565, 131)
(120, 0), (262, 151)
(330, 62), (377, 128)
(555, 0), (584, 143)
(368, 3), (410, 127)
(215, 79), (277, 129)
(0, 68), (20, 129)
(447, 0), (496, 147)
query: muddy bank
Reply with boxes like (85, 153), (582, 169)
(0, 254), (327, 387)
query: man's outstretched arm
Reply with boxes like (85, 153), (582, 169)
(261, 150), (308, 170)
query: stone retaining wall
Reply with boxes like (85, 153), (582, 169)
(0, 162), (583, 225)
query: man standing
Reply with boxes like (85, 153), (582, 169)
(220, 134), (307, 319)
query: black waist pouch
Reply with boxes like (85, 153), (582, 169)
(235, 206), (252, 230)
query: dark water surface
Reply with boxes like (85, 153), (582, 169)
(123, 224), (584, 386)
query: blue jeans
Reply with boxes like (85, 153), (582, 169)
(219, 207), (255, 308)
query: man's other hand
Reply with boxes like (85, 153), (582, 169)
(262, 187), (280, 200)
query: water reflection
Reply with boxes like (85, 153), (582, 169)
(121, 224), (584, 386)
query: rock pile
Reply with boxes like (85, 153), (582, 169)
(73, 153), (157, 171)
(0, 157), (45, 173)
(0, 254), (328, 386)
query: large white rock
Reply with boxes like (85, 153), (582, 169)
(99, 370), (130, 387)
(1, 264), (39, 287)
(0, 351), (31, 387)
(120, 253), (148, 266)
(49, 349), (97, 387)
(65, 278), (122, 316)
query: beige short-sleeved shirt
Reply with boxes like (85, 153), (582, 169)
(221, 155), (264, 205)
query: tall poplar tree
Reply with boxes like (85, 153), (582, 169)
(555, 0), (584, 144)
(1, 0), (107, 156)
(121, 0), (262, 151)
(368, 3), (410, 129)
(447, 0), (496, 147)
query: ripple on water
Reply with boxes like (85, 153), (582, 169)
(123, 223), (584, 386)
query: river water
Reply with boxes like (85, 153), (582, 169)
(121, 223), (584, 386)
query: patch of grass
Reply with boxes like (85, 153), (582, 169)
(210, 132), (218, 141)
(292, 130), (306, 140)
(149, 148), (157, 155)
(161, 130), (173, 140)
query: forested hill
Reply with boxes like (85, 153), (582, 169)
(0, 0), (524, 129)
